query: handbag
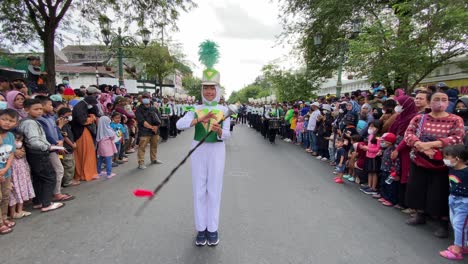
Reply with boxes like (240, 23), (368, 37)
(410, 114), (446, 170)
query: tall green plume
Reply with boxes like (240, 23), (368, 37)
(198, 40), (220, 69)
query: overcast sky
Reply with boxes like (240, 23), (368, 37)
(172, 0), (293, 97)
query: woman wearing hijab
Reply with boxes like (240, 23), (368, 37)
(454, 97), (468, 145)
(6, 91), (27, 119)
(389, 95), (418, 210)
(176, 75), (231, 247)
(71, 93), (99, 181)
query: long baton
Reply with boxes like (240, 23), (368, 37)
(133, 118), (224, 216)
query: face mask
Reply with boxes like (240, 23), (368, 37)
(87, 105), (93, 109)
(381, 109), (386, 114)
(380, 142), (387, 148)
(353, 143), (358, 150)
(67, 116), (73, 122)
(431, 101), (448, 112)
(323, 110), (328, 114)
(455, 108), (468, 117)
(339, 109), (344, 114)
(368, 128), (375, 135)
(63, 80), (69, 85)
(0, 101), (7, 110)
(443, 159), (455, 167)
(142, 98), (151, 105)
(395, 106), (403, 113)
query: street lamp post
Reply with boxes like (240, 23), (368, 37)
(314, 19), (361, 98)
(99, 17), (150, 86)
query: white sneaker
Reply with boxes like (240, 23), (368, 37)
(316, 156), (322, 160)
(321, 157), (328, 161)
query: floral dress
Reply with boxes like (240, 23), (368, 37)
(9, 141), (35, 206)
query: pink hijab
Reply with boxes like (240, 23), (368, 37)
(6, 91), (27, 119)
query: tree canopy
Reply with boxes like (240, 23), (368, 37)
(279, 0), (468, 91)
(0, 0), (195, 92)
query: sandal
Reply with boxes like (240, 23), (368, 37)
(382, 201), (394, 207)
(12, 211), (32, 219)
(53, 194), (75, 202)
(70, 180), (80, 186)
(3, 220), (15, 228)
(0, 225), (13, 235)
(440, 247), (463, 260)
(41, 202), (64, 213)
(33, 204), (42, 209)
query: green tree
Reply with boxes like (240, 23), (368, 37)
(183, 75), (202, 102)
(0, 0), (195, 93)
(279, 0), (468, 91)
(132, 42), (175, 96)
(262, 64), (317, 102)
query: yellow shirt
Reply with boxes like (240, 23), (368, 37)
(290, 117), (297, 130)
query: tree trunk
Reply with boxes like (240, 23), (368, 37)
(42, 27), (56, 94)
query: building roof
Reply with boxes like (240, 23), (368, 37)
(56, 64), (116, 77)
(61, 45), (107, 52)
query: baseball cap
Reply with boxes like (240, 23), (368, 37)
(86, 85), (101, 94)
(311, 102), (320, 107)
(437, 82), (448, 88)
(381, 132), (397, 144)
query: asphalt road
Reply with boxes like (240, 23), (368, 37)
(1, 124), (457, 264)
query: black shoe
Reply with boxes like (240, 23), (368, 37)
(207, 231), (219, 246)
(195, 230), (207, 246)
(406, 213), (426, 226)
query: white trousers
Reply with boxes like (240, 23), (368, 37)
(190, 141), (225, 232)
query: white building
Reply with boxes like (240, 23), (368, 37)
(316, 76), (370, 96)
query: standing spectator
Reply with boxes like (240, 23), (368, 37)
(439, 145), (468, 260)
(26, 56), (46, 94)
(0, 109), (18, 234)
(71, 87), (99, 181)
(57, 107), (80, 187)
(380, 99), (397, 133)
(9, 131), (35, 219)
(36, 96), (73, 202)
(389, 95), (418, 210)
(135, 93), (163, 169)
(305, 102), (321, 155)
(404, 92), (464, 238)
(19, 99), (63, 212)
(414, 91), (431, 114)
(96, 116), (118, 179)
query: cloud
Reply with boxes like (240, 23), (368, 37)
(213, 3), (281, 40)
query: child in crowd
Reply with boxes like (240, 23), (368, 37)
(290, 111), (298, 143)
(303, 115), (310, 148)
(351, 135), (367, 185)
(96, 116), (117, 179)
(9, 131), (35, 219)
(439, 145), (468, 261)
(0, 109), (18, 234)
(119, 115), (130, 162)
(36, 96), (73, 202)
(327, 132), (336, 166)
(334, 137), (348, 184)
(376, 132), (399, 207)
(295, 116), (304, 146)
(57, 107), (79, 187)
(19, 99), (64, 213)
(361, 120), (383, 195)
(110, 112), (126, 164)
